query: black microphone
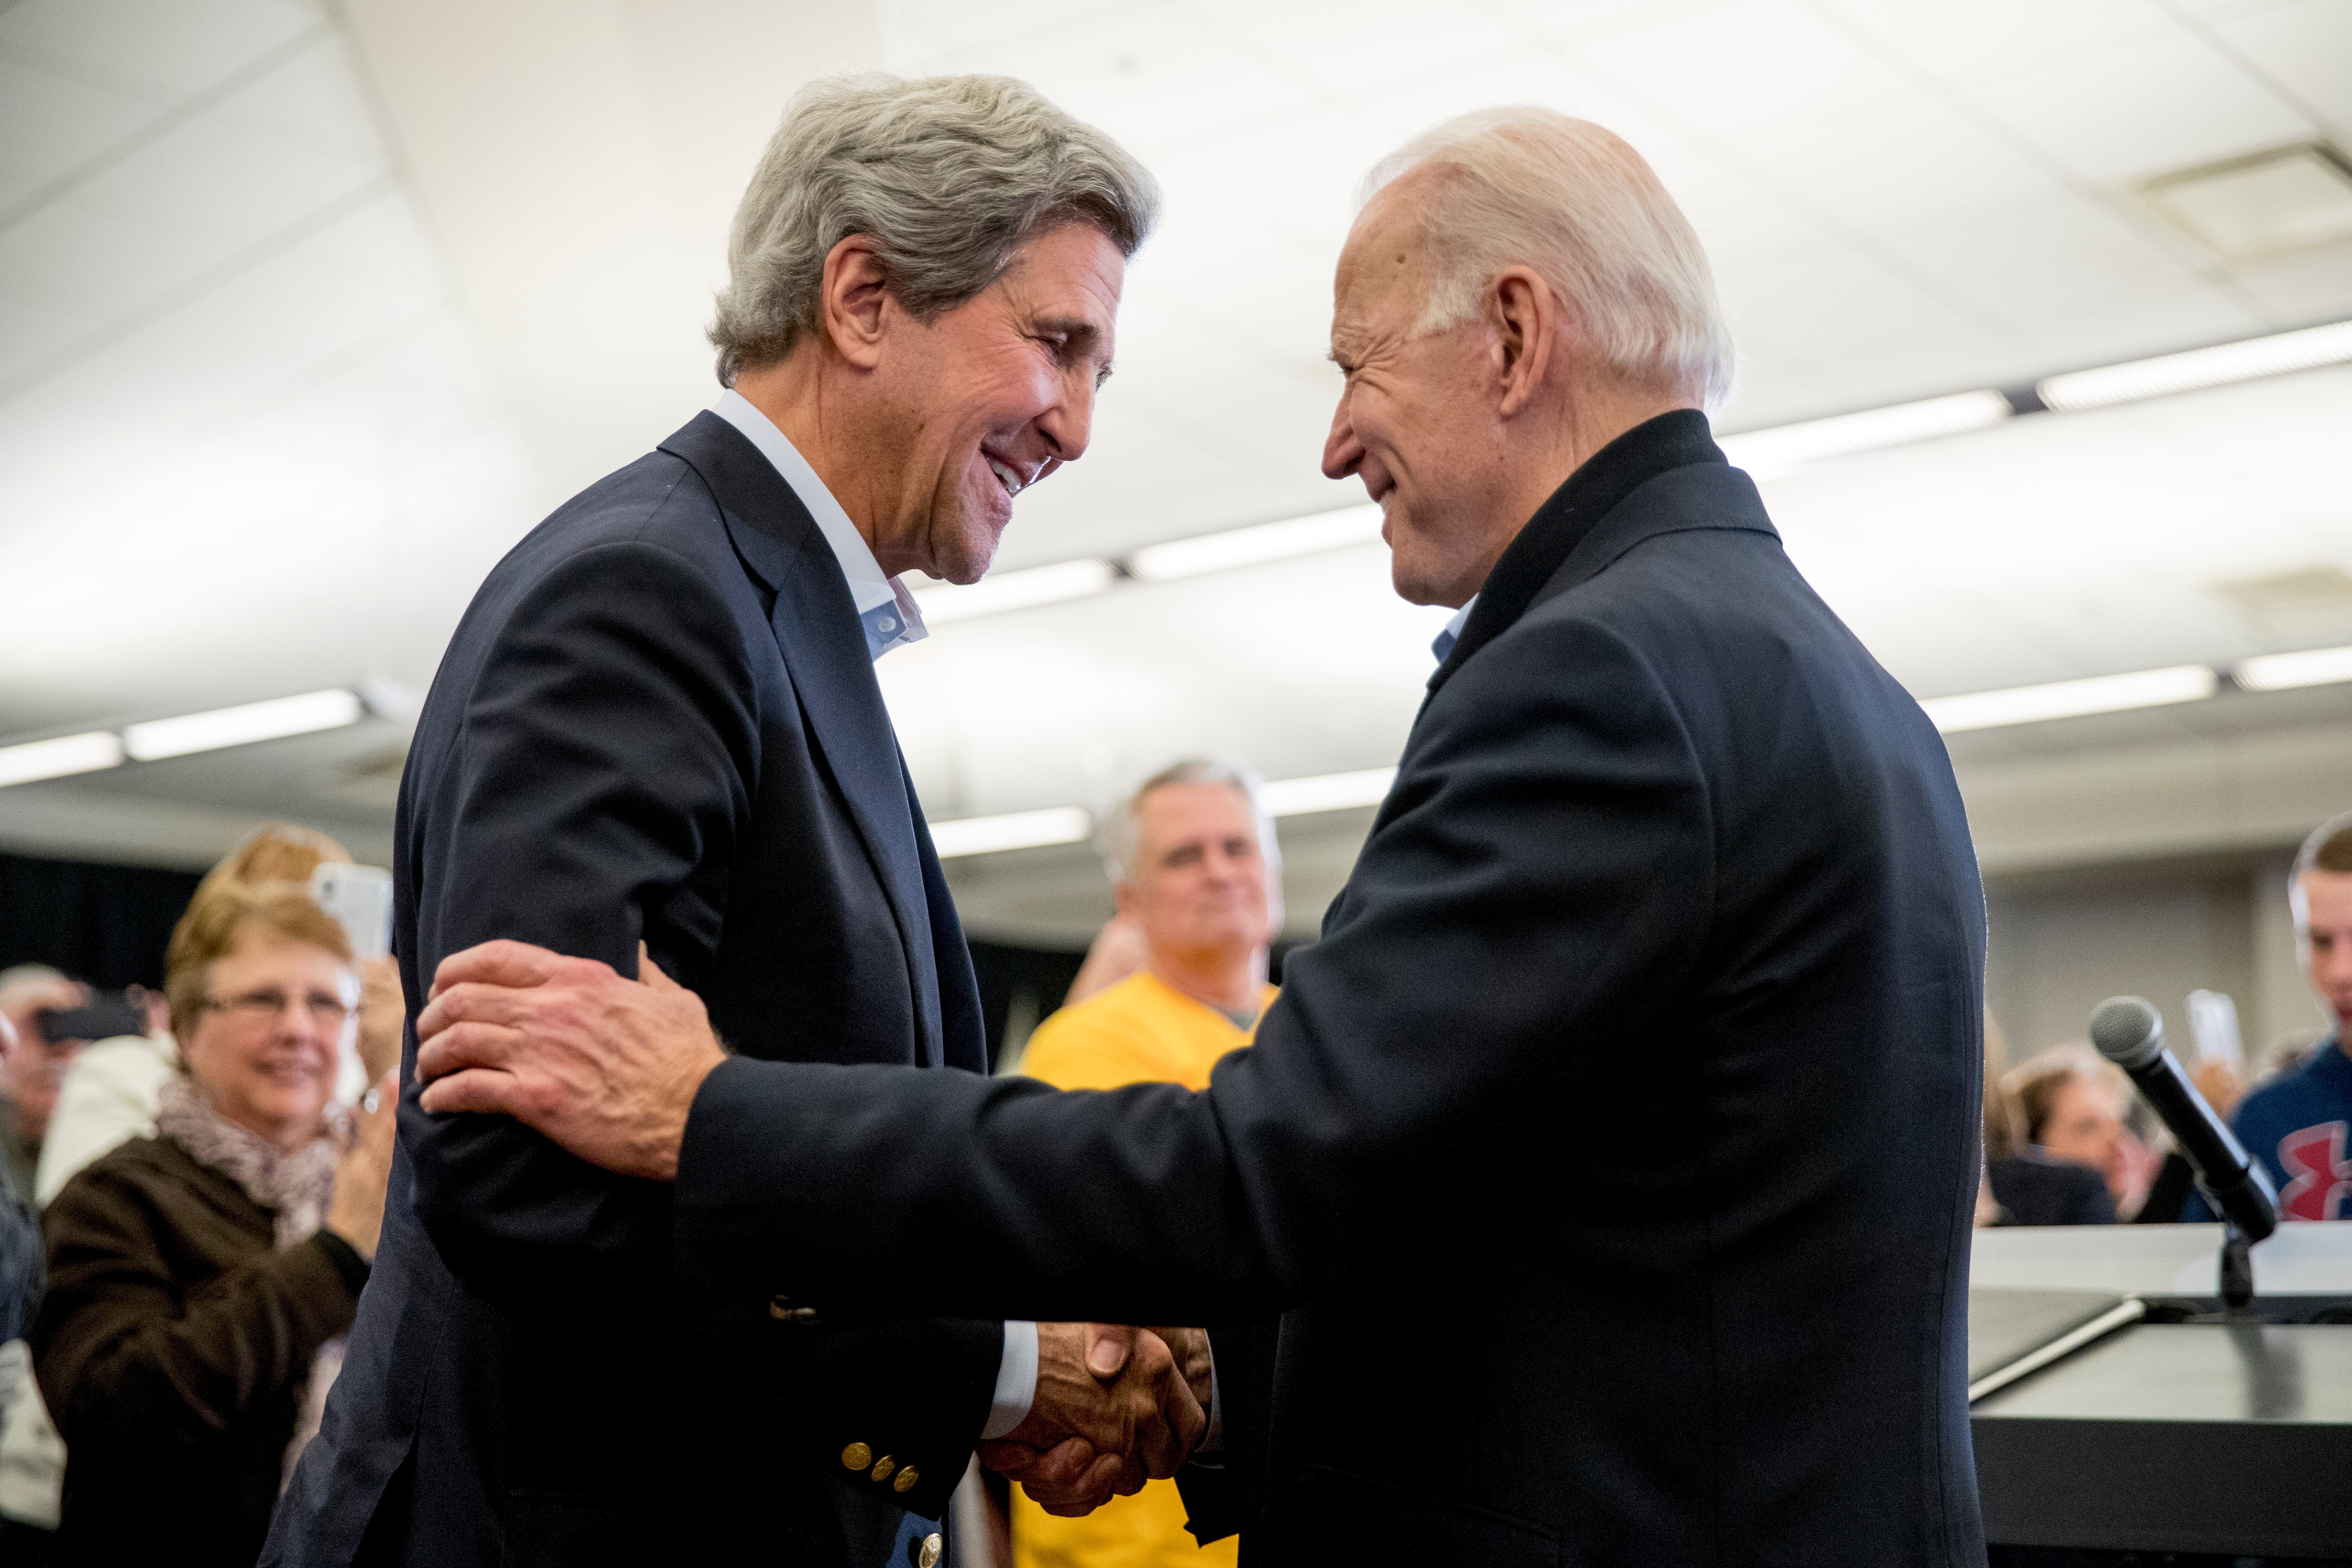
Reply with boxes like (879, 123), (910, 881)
(2089, 996), (2277, 1242)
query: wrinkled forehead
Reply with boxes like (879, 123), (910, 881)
(1332, 186), (1432, 339)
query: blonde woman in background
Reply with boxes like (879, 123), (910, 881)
(32, 823), (402, 1205)
(32, 886), (394, 1567)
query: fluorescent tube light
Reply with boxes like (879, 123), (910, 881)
(912, 560), (1114, 625)
(2234, 644), (2352, 692)
(1719, 390), (2012, 479)
(2037, 319), (2352, 412)
(121, 689), (364, 761)
(1918, 665), (2217, 733)
(929, 805), (1093, 859)
(0, 731), (125, 788)
(1259, 767), (1398, 817)
(1127, 505), (1385, 582)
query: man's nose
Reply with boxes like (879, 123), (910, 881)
(1322, 394), (1363, 480)
(1038, 374), (1096, 467)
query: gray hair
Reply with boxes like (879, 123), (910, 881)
(1098, 757), (1280, 886)
(1361, 108), (1735, 409)
(709, 74), (1160, 385)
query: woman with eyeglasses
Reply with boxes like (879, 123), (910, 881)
(27, 885), (394, 1568)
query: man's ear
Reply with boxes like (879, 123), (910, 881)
(1112, 880), (1136, 920)
(819, 234), (892, 371)
(1489, 267), (1558, 419)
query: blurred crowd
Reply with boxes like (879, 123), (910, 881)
(1978, 811), (2352, 1231)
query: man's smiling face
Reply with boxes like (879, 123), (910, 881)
(1321, 178), (1511, 610)
(868, 222), (1125, 585)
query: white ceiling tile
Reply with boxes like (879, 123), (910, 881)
(0, 0), (320, 100)
(1712, 238), (2022, 404)
(206, 33), (389, 157)
(1183, 0), (1526, 94)
(1736, 88), (2066, 230)
(1351, 48), (1695, 160)
(0, 59), (158, 212)
(0, 113), (388, 384)
(882, 0), (1121, 67)
(1959, 28), (2317, 185)
(1571, 0), (1917, 141)
(2220, 240), (2352, 322)
(2209, 0), (2352, 137)
(915, 7), (1310, 160)
(1869, 186), (2255, 364)
(0, 190), (450, 518)
(1812, 0), (2174, 78)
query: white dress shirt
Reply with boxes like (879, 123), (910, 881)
(710, 391), (1038, 1441)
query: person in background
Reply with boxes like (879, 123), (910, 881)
(1006, 757), (1281, 1568)
(0, 1010), (39, 1343)
(2227, 812), (2352, 1222)
(1060, 913), (1147, 1011)
(1984, 1045), (2115, 1226)
(33, 822), (403, 1207)
(0, 967), (94, 1204)
(31, 885), (395, 1568)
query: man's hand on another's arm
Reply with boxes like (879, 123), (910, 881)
(979, 1323), (1206, 1516)
(413, 940), (725, 1181)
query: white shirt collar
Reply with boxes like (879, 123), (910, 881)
(712, 390), (927, 661)
(1432, 595), (1477, 664)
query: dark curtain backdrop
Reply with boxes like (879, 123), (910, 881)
(967, 940), (1087, 1071)
(0, 852), (205, 991)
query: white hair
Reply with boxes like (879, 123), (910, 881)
(1361, 107), (1735, 410)
(1098, 757), (1280, 887)
(709, 74), (1160, 385)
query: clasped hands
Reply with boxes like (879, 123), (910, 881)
(409, 940), (1215, 1512)
(995, 1322), (1213, 1514)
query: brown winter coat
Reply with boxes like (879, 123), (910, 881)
(31, 1135), (365, 1568)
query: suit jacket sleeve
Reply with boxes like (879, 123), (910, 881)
(672, 611), (1713, 1327)
(405, 536), (998, 1514)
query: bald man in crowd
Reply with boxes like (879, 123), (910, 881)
(416, 106), (1989, 1566)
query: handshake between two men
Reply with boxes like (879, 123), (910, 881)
(409, 940), (1216, 1519)
(1000, 1321), (1214, 1515)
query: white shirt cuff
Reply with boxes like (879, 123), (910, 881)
(982, 1320), (1038, 1441)
(1195, 1343), (1224, 1459)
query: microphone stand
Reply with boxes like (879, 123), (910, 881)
(2216, 1221), (2256, 1317)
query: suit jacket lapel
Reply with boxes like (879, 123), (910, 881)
(660, 412), (945, 1068)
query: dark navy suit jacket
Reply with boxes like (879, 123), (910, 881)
(662, 413), (1990, 1567)
(266, 412), (999, 1568)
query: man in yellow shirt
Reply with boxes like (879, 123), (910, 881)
(1009, 758), (1281, 1568)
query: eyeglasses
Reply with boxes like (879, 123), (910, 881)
(201, 990), (352, 1027)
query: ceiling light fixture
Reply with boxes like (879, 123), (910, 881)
(2233, 644), (2352, 693)
(1717, 389), (2012, 478)
(0, 731), (126, 789)
(1127, 505), (1385, 582)
(2037, 319), (2352, 413)
(929, 805), (1094, 859)
(912, 559), (1115, 625)
(1918, 665), (2218, 733)
(120, 688), (365, 761)
(1259, 766), (1398, 817)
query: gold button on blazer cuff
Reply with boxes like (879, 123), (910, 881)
(841, 1442), (873, 1472)
(892, 1465), (920, 1494)
(870, 1456), (897, 1483)
(914, 1532), (943, 1568)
